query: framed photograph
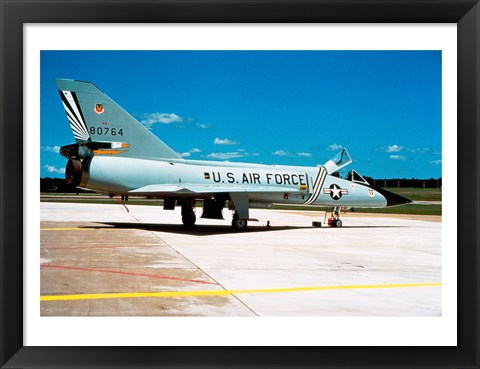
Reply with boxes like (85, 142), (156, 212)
(1, 1), (479, 368)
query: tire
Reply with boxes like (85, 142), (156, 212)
(335, 219), (342, 228)
(232, 214), (248, 231)
(182, 213), (196, 227)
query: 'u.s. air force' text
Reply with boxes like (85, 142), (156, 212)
(205, 172), (308, 186)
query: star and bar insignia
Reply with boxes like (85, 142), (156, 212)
(323, 184), (348, 200)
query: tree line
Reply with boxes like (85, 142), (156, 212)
(365, 177), (442, 189)
(40, 177), (91, 193)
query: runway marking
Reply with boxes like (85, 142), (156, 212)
(40, 282), (441, 302)
(41, 264), (217, 285)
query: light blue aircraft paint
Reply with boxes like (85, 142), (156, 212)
(56, 79), (411, 230)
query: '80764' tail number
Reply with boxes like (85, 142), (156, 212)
(90, 126), (124, 136)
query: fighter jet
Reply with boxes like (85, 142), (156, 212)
(55, 79), (411, 230)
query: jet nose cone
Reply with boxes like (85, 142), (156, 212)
(375, 187), (412, 207)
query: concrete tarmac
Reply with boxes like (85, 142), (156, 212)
(40, 202), (441, 316)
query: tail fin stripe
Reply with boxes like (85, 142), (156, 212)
(60, 91), (90, 141)
(63, 103), (82, 128)
(59, 91), (80, 123)
(62, 91), (85, 128)
(64, 104), (90, 141)
(71, 91), (87, 127)
(68, 118), (89, 142)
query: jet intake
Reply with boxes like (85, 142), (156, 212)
(65, 158), (90, 187)
(163, 198), (176, 210)
(201, 198), (225, 219)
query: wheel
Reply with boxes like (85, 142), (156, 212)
(334, 219), (342, 228)
(232, 218), (248, 231)
(182, 213), (196, 227)
(232, 214), (248, 231)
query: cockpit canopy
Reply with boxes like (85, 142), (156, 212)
(348, 170), (370, 185)
(323, 149), (371, 185)
(323, 148), (352, 174)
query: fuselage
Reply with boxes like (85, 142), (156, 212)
(83, 156), (388, 208)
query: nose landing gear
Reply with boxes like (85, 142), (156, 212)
(327, 207), (343, 228)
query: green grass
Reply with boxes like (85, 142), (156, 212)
(381, 187), (441, 201)
(350, 204), (441, 215)
(270, 204), (441, 216)
(41, 197), (165, 206)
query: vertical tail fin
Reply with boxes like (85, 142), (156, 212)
(55, 79), (182, 160)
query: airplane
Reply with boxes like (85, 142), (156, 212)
(55, 79), (411, 230)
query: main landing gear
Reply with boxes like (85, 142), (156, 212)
(232, 212), (248, 231)
(181, 201), (196, 227)
(179, 199), (249, 231)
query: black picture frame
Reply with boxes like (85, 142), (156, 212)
(1, 1), (479, 368)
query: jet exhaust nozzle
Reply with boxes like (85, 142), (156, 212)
(65, 158), (90, 187)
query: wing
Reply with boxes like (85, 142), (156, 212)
(128, 184), (302, 196)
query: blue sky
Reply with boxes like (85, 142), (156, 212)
(40, 50), (441, 179)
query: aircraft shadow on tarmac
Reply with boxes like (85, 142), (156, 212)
(85, 222), (405, 236)
(95, 222), (310, 236)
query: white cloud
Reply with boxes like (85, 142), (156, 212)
(327, 144), (343, 151)
(273, 150), (312, 158)
(407, 147), (431, 154)
(179, 148), (201, 157)
(386, 145), (403, 153)
(272, 150), (288, 156)
(196, 123), (210, 129)
(390, 155), (406, 161)
(139, 113), (212, 130)
(141, 113), (183, 126)
(43, 165), (65, 174)
(214, 138), (239, 145)
(297, 152), (312, 157)
(41, 146), (61, 153)
(430, 160), (442, 165)
(207, 152), (244, 160)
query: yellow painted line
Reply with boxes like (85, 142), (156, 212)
(41, 282), (441, 302)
